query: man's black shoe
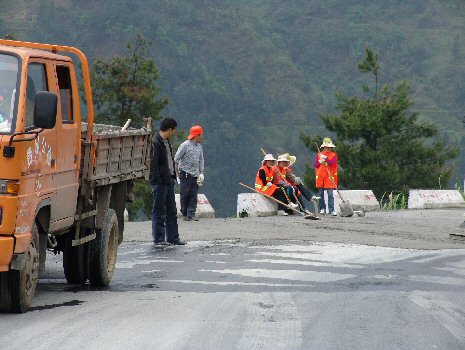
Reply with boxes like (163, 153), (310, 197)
(169, 240), (186, 245)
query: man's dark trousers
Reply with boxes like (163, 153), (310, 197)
(152, 180), (179, 243)
(179, 170), (199, 218)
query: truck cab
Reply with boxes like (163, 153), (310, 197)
(0, 40), (151, 313)
(0, 43), (83, 312)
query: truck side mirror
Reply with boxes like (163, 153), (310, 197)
(33, 91), (57, 129)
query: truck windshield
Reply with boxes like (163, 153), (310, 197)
(0, 54), (19, 134)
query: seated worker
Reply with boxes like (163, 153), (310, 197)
(279, 153), (321, 203)
(255, 154), (297, 216)
(274, 154), (313, 215)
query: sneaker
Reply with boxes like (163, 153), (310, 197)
(277, 210), (289, 216)
(289, 203), (299, 210)
(312, 196), (321, 200)
(331, 211), (338, 216)
(187, 216), (199, 221)
(182, 216), (189, 221)
(304, 209), (313, 215)
(154, 241), (171, 246)
(319, 209), (325, 214)
(169, 239), (186, 245)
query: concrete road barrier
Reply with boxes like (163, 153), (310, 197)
(320, 190), (380, 213)
(408, 190), (465, 209)
(175, 194), (216, 218)
(237, 193), (278, 217)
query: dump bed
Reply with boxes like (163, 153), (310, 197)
(81, 123), (152, 186)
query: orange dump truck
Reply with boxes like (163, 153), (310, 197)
(0, 40), (152, 312)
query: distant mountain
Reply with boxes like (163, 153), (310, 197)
(2, 0), (465, 216)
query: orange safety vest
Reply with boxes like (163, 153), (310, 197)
(273, 165), (301, 197)
(315, 151), (338, 189)
(255, 165), (278, 196)
(273, 165), (287, 184)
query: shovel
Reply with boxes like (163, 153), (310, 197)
(315, 143), (354, 217)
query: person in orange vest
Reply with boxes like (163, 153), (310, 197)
(255, 154), (297, 216)
(273, 154), (311, 215)
(277, 153), (321, 212)
(314, 137), (338, 215)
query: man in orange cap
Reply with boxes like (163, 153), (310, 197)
(174, 125), (205, 221)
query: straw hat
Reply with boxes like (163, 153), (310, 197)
(321, 137), (335, 148)
(278, 153), (296, 166)
(262, 154), (277, 165)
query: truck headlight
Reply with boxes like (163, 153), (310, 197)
(0, 180), (19, 195)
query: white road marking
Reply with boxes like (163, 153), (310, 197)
(251, 243), (465, 265)
(236, 293), (302, 349)
(116, 259), (183, 269)
(141, 270), (161, 273)
(409, 291), (465, 342)
(200, 268), (355, 282)
(160, 279), (311, 287)
(408, 275), (465, 287)
(250, 254), (364, 268)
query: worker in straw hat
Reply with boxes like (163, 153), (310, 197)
(255, 154), (298, 216)
(276, 153), (321, 209)
(314, 137), (338, 215)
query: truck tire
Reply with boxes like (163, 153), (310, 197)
(63, 229), (89, 285)
(89, 209), (118, 286)
(0, 223), (39, 313)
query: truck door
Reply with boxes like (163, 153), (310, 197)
(24, 60), (57, 207)
(50, 64), (80, 227)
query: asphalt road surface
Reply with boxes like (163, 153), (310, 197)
(1, 209), (465, 349)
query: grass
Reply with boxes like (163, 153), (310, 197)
(380, 191), (408, 210)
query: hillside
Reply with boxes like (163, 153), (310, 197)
(2, 0), (465, 216)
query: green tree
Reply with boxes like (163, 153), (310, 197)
(301, 47), (459, 198)
(89, 35), (170, 221)
(90, 35), (168, 127)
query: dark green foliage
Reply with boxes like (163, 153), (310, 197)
(90, 35), (168, 127)
(126, 180), (153, 221)
(358, 47), (380, 93)
(301, 48), (459, 198)
(2, 1), (465, 216)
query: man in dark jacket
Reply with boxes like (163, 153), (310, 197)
(150, 118), (186, 245)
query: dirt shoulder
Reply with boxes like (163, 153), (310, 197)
(124, 209), (465, 250)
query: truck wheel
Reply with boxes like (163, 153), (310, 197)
(63, 229), (89, 285)
(0, 223), (39, 313)
(89, 209), (118, 286)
